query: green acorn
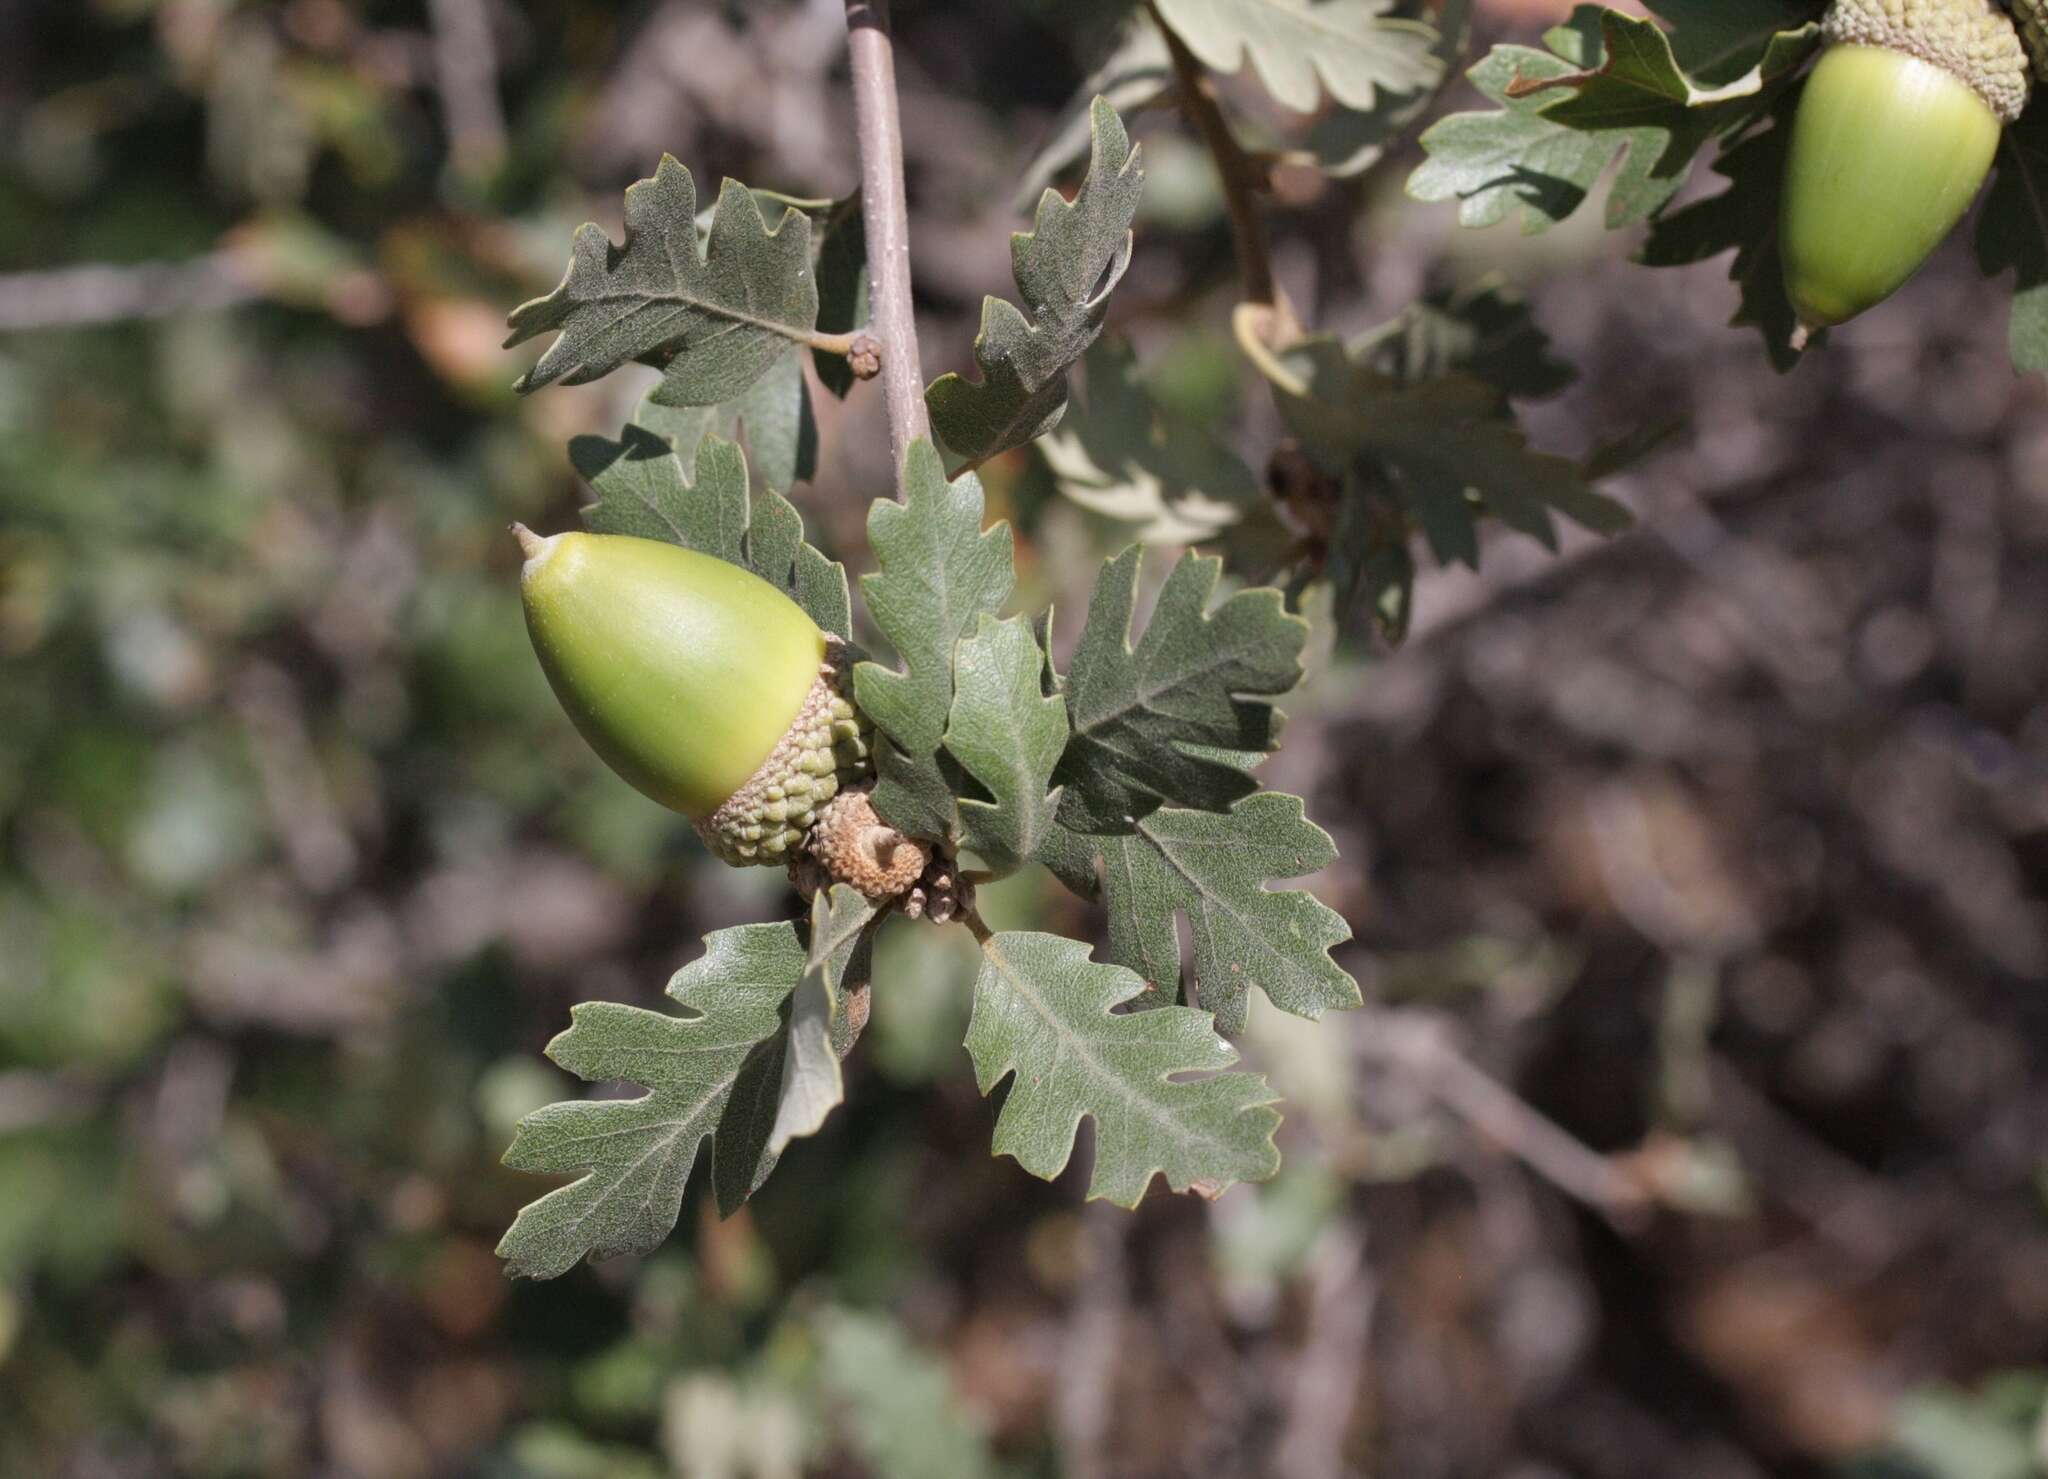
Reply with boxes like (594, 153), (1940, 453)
(514, 526), (872, 868)
(1782, 0), (2035, 342)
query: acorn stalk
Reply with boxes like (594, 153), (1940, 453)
(1781, 0), (2033, 343)
(514, 527), (877, 871)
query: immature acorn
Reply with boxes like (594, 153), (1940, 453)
(1781, 0), (2039, 341)
(513, 526), (877, 872)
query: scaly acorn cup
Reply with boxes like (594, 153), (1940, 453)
(1781, 0), (2032, 343)
(513, 526), (876, 871)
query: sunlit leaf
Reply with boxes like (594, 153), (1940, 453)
(1041, 792), (1357, 1036)
(1054, 547), (1306, 833)
(853, 440), (1016, 840)
(497, 923), (807, 1279)
(1407, 6), (1816, 235)
(507, 157), (817, 405)
(769, 884), (879, 1156)
(964, 930), (1281, 1203)
(943, 615), (1067, 875)
(1152, 0), (1440, 113)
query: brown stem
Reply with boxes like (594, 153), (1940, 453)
(1149, 1), (1275, 308)
(961, 905), (993, 946)
(845, 0), (930, 481)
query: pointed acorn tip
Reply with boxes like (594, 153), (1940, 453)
(511, 522), (549, 561)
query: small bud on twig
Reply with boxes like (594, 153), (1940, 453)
(848, 333), (883, 381)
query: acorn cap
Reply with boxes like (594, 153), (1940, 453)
(1824, 0), (2031, 122)
(2011, 0), (2048, 84)
(695, 649), (874, 868)
(803, 790), (929, 903)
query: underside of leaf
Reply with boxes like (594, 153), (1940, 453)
(496, 922), (809, 1279)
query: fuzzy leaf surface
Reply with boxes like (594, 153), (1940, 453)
(1407, 5), (1816, 235)
(507, 157), (817, 405)
(964, 931), (1281, 1203)
(1152, 0), (1440, 113)
(770, 885), (878, 1156)
(1055, 548), (1306, 833)
(638, 349), (817, 491)
(854, 440), (1015, 838)
(943, 615), (1068, 875)
(927, 98), (1144, 468)
(496, 923), (805, 1279)
(1040, 793), (1357, 1035)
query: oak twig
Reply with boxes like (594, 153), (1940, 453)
(845, 0), (931, 479)
(1363, 1010), (1653, 1231)
(1149, 0), (1276, 308)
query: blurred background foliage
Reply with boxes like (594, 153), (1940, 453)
(1, 0), (2045, 1475)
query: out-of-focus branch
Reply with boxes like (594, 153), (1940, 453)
(1274, 1221), (1374, 1479)
(0, 254), (258, 331)
(844, 0), (930, 478)
(0, 1070), (98, 1134)
(233, 662), (359, 895)
(1055, 1198), (1126, 1479)
(426, 0), (507, 178)
(1361, 1010), (1653, 1231)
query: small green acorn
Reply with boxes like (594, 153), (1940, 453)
(1782, 0), (2035, 342)
(514, 526), (873, 869)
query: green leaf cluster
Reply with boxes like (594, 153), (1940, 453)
(965, 931), (1281, 1200)
(497, 920), (818, 1280)
(496, 104), (1384, 1275)
(1034, 549), (1357, 1036)
(1408, 1), (2048, 373)
(1236, 287), (1633, 639)
(500, 414), (1354, 1266)
(1048, 285), (1637, 645)
(1018, 0), (1460, 200)
(1408, 3), (1818, 237)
